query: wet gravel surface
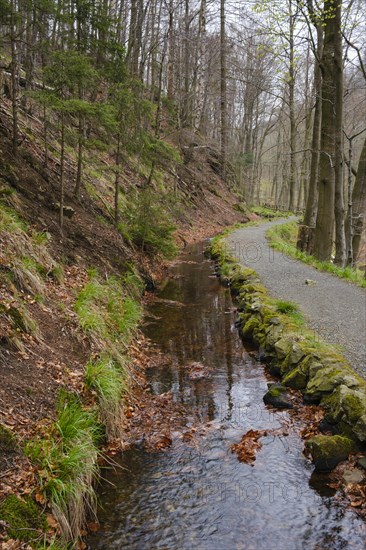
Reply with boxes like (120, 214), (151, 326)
(226, 219), (366, 378)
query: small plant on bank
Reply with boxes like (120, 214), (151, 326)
(275, 300), (299, 314)
(86, 354), (128, 440)
(75, 271), (142, 350)
(75, 270), (142, 439)
(25, 391), (102, 542)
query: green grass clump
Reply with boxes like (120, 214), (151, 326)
(32, 230), (51, 247)
(25, 391), (101, 542)
(86, 355), (128, 439)
(0, 201), (61, 299)
(75, 272), (142, 348)
(21, 256), (47, 277)
(75, 272), (142, 349)
(267, 221), (366, 288)
(75, 279), (106, 334)
(275, 300), (299, 314)
(0, 495), (46, 544)
(0, 202), (27, 232)
(75, 271), (141, 441)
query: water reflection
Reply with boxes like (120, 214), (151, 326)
(88, 244), (366, 550)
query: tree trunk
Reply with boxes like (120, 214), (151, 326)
(74, 113), (84, 199)
(167, 0), (174, 100)
(10, 0), (19, 157)
(60, 110), (65, 237)
(350, 135), (366, 265)
(313, 0), (338, 261)
(288, 0), (296, 211)
(333, 0), (346, 266)
(298, 2), (323, 254)
(220, 0), (227, 179)
(114, 134), (121, 227)
(195, 0), (207, 132)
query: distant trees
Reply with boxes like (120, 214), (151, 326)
(0, 0), (365, 266)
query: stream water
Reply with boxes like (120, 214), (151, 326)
(87, 243), (366, 550)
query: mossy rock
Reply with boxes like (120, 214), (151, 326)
(238, 312), (251, 325)
(0, 495), (46, 542)
(241, 316), (261, 340)
(246, 300), (264, 314)
(305, 435), (356, 472)
(282, 365), (308, 390)
(264, 323), (284, 350)
(274, 337), (292, 360)
(0, 424), (16, 452)
(263, 383), (293, 409)
(305, 365), (360, 403)
(322, 385), (366, 442)
(279, 342), (306, 376)
(240, 282), (268, 296)
(230, 270), (256, 291)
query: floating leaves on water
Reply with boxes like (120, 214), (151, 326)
(231, 429), (267, 464)
(184, 361), (212, 380)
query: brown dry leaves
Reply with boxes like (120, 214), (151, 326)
(231, 429), (267, 464)
(184, 361), (212, 380)
(328, 456), (366, 519)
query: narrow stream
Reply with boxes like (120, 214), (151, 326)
(88, 243), (366, 550)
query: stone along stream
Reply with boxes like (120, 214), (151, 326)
(87, 243), (366, 550)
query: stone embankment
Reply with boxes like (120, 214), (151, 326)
(210, 234), (366, 471)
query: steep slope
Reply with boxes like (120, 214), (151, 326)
(0, 93), (249, 547)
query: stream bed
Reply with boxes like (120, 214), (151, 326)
(87, 243), (366, 550)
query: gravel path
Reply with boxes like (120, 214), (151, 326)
(226, 219), (366, 378)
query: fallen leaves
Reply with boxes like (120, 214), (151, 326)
(231, 429), (267, 464)
(184, 361), (212, 380)
(328, 456), (366, 519)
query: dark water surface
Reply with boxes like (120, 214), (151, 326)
(88, 244), (366, 550)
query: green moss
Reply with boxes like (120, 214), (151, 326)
(241, 316), (260, 340)
(305, 365), (360, 402)
(322, 385), (366, 426)
(210, 225), (366, 444)
(267, 386), (283, 398)
(250, 206), (292, 219)
(0, 495), (46, 543)
(0, 424), (16, 451)
(239, 282), (268, 296)
(306, 434), (357, 471)
(282, 365), (308, 389)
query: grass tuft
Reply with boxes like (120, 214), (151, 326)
(75, 271), (142, 350)
(25, 391), (102, 542)
(275, 300), (299, 314)
(86, 355), (128, 440)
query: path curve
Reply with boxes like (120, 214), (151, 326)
(226, 219), (366, 377)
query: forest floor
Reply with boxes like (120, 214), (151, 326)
(226, 219), (366, 377)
